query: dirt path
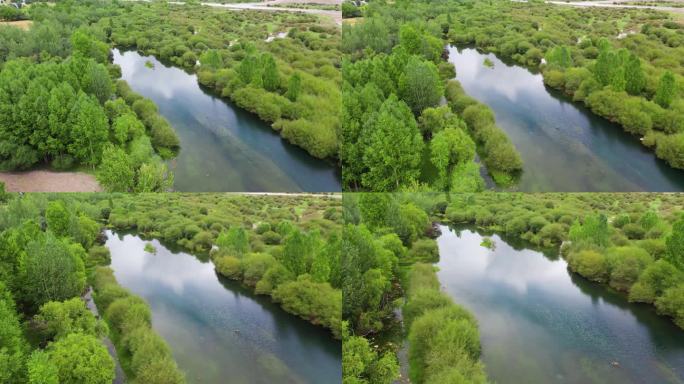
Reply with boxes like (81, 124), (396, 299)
(0, 170), (102, 192)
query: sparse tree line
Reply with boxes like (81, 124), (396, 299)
(0, 193), (184, 383)
(0, 2), (178, 192)
(342, 1), (523, 192)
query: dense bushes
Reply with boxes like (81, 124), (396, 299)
(0, 194), (117, 383)
(405, 264), (486, 384)
(449, 81), (523, 183)
(272, 275), (342, 337)
(92, 267), (185, 383)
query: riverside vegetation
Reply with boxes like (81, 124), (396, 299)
(342, 193), (487, 384)
(342, 0), (684, 191)
(0, 189), (342, 383)
(342, 192), (684, 383)
(109, 1), (341, 160)
(1, 0), (341, 191)
(342, 0), (523, 191)
(0, 189), (184, 383)
(105, 193), (343, 338)
(442, 192), (684, 330)
(0, 1), (179, 192)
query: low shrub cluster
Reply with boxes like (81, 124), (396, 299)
(405, 264), (487, 384)
(92, 266), (185, 383)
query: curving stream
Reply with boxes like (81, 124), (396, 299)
(113, 49), (341, 192)
(435, 225), (684, 383)
(448, 46), (684, 192)
(105, 230), (341, 384)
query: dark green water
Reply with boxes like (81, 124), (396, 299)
(112, 49), (341, 192)
(105, 230), (341, 384)
(435, 225), (684, 383)
(448, 46), (684, 192)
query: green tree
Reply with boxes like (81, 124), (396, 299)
(33, 297), (106, 343)
(28, 351), (59, 384)
(430, 128), (476, 190)
(398, 57), (442, 115)
(261, 53), (279, 92)
(199, 49), (222, 70)
(68, 93), (109, 167)
(654, 71), (676, 108)
(135, 161), (173, 193)
(24, 234), (86, 307)
(665, 215), (684, 270)
(0, 284), (28, 384)
(624, 53), (645, 96)
(82, 63), (113, 105)
(47, 333), (114, 384)
(342, 322), (399, 384)
(361, 95), (423, 191)
(285, 72), (302, 102)
(97, 145), (134, 192)
(70, 30), (109, 64)
(216, 227), (250, 257)
(112, 113), (145, 145)
(46, 201), (71, 237)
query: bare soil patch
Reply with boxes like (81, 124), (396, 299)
(0, 170), (102, 192)
(0, 20), (33, 30)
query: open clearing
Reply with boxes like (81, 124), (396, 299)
(0, 170), (102, 192)
(0, 20), (33, 30)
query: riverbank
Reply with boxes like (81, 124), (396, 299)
(105, 230), (341, 383)
(433, 223), (684, 382)
(0, 170), (102, 192)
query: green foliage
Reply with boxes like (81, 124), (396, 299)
(405, 265), (484, 384)
(272, 275), (342, 338)
(654, 71), (676, 108)
(398, 57), (443, 115)
(33, 298), (106, 343)
(24, 233), (86, 308)
(97, 145), (135, 192)
(361, 95), (424, 191)
(216, 227), (250, 257)
(569, 214), (610, 247)
(44, 333), (115, 384)
(46, 201), (71, 237)
(665, 215), (684, 270)
(430, 127), (476, 190)
(342, 322), (399, 384)
(0, 284), (28, 384)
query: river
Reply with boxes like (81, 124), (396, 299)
(435, 225), (684, 383)
(105, 230), (341, 384)
(447, 46), (684, 192)
(112, 49), (341, 192)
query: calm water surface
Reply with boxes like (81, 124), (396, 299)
(448, 46), (684, 191)
(106, 231), (341, 384)
(435, 225), (684, 383)
(112, 49), (341, 192)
